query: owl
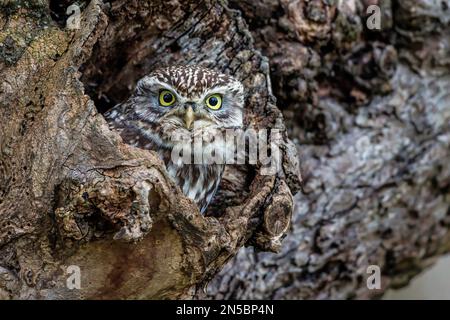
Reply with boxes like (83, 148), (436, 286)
(105, 66), (245, 213)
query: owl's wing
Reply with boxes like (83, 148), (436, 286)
(104, 103), (154, 150)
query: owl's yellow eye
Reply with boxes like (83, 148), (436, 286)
(159, 90), (176, 106)
(205, 94), (222, 110)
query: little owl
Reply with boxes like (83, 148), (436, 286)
(105, 65), (244, 213)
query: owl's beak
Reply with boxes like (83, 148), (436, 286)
(184, 106), (194, 130)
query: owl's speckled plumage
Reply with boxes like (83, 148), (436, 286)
(105, 66), (244, 213)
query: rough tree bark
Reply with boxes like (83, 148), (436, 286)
(1, 0), (449, 301)
(206, 0), (450, 299)
(0, 0), (300, 299)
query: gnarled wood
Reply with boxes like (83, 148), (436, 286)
(206, 0), (450, 300)
(0, 0), (299, 299)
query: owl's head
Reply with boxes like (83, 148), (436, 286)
(130, 66), (244, 144)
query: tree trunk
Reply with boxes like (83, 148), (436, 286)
(0, 0), (299, 299)
(206, 0), (450, 299)
(1, 0), (449, 301)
